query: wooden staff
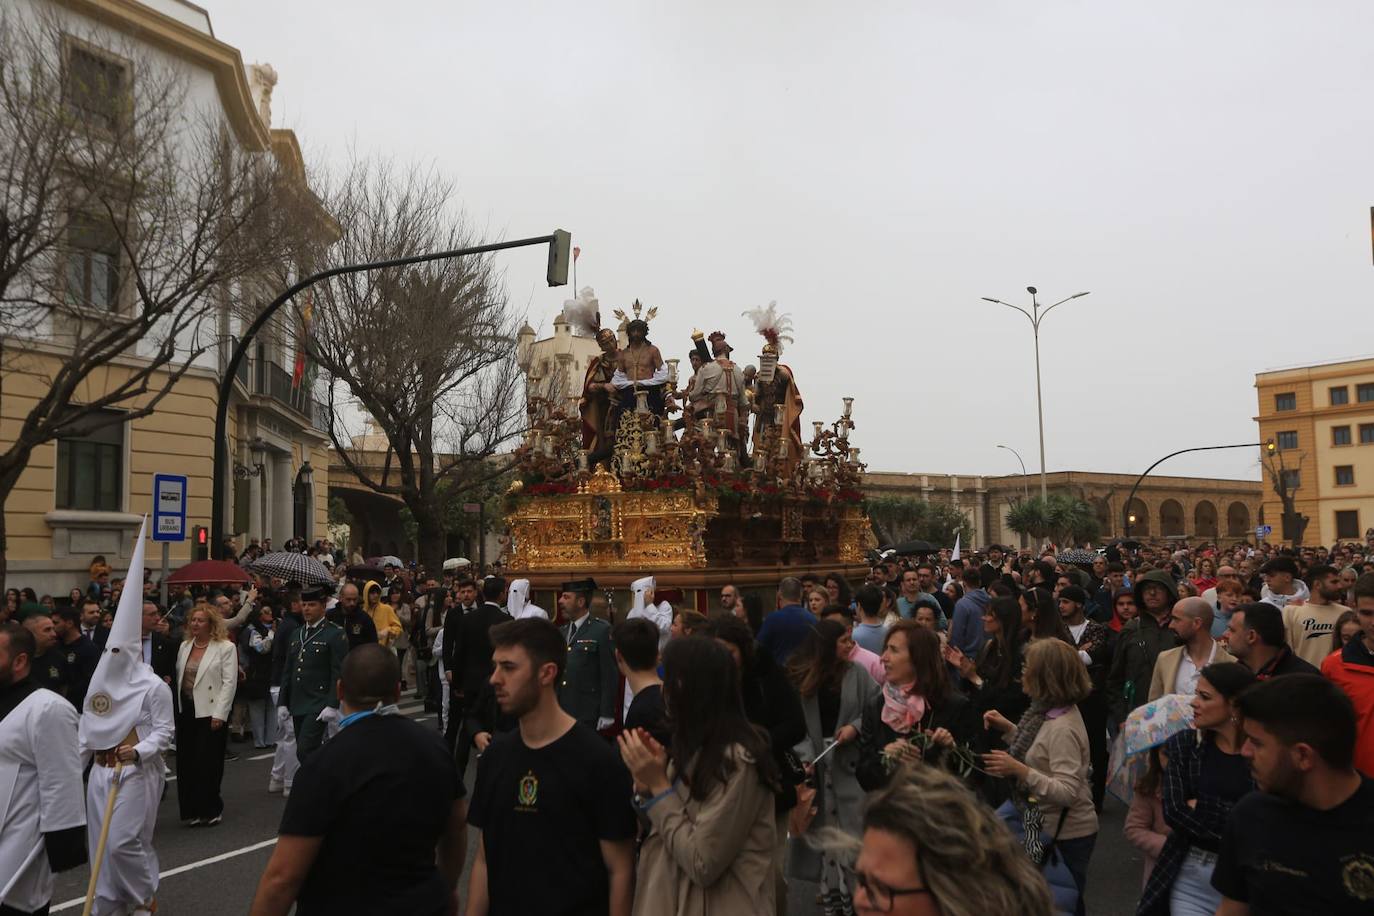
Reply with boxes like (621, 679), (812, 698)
(82, 728), (139, 916)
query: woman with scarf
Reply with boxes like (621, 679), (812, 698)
(785, 619), (879, 915)
(855, 621), (980, 793)
(1136, 662), (1255, 916)
(982, 638), (1097, 916)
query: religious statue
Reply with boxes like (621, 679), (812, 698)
(688, 330), (749, 457)
(745, 302), (805, 476)
(611, 301), (669, 419)
(565, 289), (619, 464)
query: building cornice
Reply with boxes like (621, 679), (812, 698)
(53, 0), (272, 150)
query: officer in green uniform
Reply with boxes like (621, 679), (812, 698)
(279, 582), (349, 760)
(555, 578), (617, 731)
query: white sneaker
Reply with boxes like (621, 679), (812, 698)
(283, 785), (291, 798)
(268, 779), (283, 793)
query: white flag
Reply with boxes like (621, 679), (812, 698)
(951, 533), (961, 562)
(79, 517), (164, 751)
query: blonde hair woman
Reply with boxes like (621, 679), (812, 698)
(824, 763), (1055, 916)
(174, 605), (238, 826)
(982, 638), (1097, 915)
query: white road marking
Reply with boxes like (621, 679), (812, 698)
(51, 839), (278, 911)
(247, 751), (275, 760)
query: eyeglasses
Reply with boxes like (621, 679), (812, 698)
(845, 867), (935, 912)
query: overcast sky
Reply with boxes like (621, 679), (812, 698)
(211, 0), (1374, 482)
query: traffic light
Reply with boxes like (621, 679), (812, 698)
(192, 525), (208, 561)
(546, 229), (571, 287)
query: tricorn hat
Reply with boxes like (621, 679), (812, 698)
(299, 582), (335, 602)
(560, 577), (598, 595)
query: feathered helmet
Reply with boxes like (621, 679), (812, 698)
(742, 301), (795, 356)
(563, 287), (616, 346)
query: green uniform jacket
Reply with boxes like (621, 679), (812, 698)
(557, 616), (616, 729)
(279, 619), (349, 717)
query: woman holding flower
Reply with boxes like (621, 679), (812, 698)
(855, 621), (980, 793)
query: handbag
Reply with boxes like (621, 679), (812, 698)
(995, 799), (1079, 916)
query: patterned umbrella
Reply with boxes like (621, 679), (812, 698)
(250, 551), (334, 587)
(1056, 548), (1098, 567)
(1106, 693), (1195, 804)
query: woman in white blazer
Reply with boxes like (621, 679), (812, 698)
(174, 605), (238, 825)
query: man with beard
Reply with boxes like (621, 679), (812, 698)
(579, 327), (620, 463)
(326, 583), (377, 651)
(1213, 675), (1374, 915)
(1107, 569), (1180, 728)
(719, 583), (742, 618)
(465, 619), (635, 916)
(0, 623), (87, 915)
(611, 315), (668, 419)
(1283, 564), (1349, 668)
(52, 605), (99, 709)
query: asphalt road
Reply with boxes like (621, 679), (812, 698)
(49, 695), (1148, 914)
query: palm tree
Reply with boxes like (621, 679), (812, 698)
(1007, 494), (1100, 546)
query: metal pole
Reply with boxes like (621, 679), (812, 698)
(1031, 314), (1048, 504)
(1121, 442), (1262, 538)
(996, 445), (1028, 501)
(159, 542), (169, 609)
(478, 502), (486, 572)
(211, 234), (559, 560)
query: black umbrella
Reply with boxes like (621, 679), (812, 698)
(250, 551), (334, 587)
(881, 539), (939, 556)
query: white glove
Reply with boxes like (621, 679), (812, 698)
(596, 717), (615, 731)
(317, 707), (340, 724)
(276, 705), (291, 728)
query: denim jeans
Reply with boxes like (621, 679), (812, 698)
(1055, 833), (1097, 916)
(1169, 847), (1222, 916)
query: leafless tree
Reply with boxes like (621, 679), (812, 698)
(1263, 447), (1308, 546)
(0, 11), (297, 589)
(306, 156), (525, 574)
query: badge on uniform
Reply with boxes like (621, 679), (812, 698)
(89, 692), (113, 715)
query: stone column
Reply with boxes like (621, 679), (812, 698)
(271, 453), (294, 544)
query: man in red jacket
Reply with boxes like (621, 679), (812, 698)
(1322, 573), (1374, 777)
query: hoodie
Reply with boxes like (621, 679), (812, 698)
(1107, 570), (1181, 726)
(1259, 578), (1310, 610)
(362, 581), (402, 646)
(1321, 638), (1374, 778)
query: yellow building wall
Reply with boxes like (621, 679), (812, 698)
(2, 348), (331, 591)
(1255, 358), (1374, 544)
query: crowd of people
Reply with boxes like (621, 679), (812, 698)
(2, 534), (1374, 914)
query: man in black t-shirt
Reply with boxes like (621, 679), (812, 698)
(250, 645), (467, 915)
(466, 618), (636, 916)
(613, 618), (669, 748)
(1213, 674), (1374, 915)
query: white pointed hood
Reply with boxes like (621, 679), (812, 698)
(506, 578), (548, 620)
(631, 576), (655, 614)
(79, 517), (164, 750)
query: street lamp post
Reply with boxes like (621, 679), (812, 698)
(211, 232), (570, 560)
(996, 444), (1029, 502)
(1121, 441), (1272, 537)
(981, 288), (1090, 504)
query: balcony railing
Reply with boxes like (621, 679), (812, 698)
(225, 338), (328, 432)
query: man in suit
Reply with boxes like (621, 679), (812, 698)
(140, 600), (178, 684)
(279, 583), (349, 760)
(1148, 596), (1235, 701)
(442, 578), (479, 750)
(450, 577), (511, 773)
(556, 578), (617, 732)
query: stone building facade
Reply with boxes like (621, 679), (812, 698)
(863, 470), (1263, 548)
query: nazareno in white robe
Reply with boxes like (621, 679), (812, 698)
(80, 679), (173, 915)
(0, 687), (85, 912)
